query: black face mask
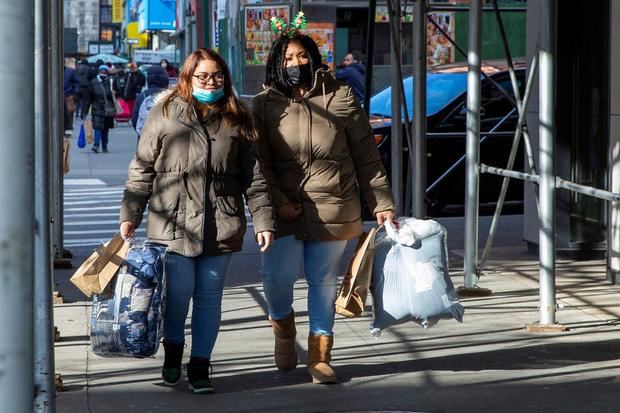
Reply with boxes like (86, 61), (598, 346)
(286, 63), (313, 87)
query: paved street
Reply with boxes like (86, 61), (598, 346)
(52, 122), (620, 412)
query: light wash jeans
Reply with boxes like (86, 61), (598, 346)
(164, 252), (232, 359)
(260, 235), (348, 336)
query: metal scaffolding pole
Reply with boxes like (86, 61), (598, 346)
(34, 0), (56, 410)
(51, 0), (66, 265)
(363, 0), (377, 116)
(537, 0), (558, 326)
(389, 0), (403, 215)
(0, 0), (35, 412)
(412, 0), (427, 218)
(463, 0), (483, 289)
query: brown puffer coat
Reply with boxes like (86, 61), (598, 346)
(251, 69), (394, 241)
(120, 95), (274, 256)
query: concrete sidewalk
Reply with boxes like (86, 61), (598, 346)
(53, 125), (620, 412)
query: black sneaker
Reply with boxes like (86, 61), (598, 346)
(161, 341), (184, 386)
(186, 357), (214, 394)
(102, 147), (108, 153)
(91, 146), (100, 153)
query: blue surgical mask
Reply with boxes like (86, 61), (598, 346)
(192, 87), (225, 104)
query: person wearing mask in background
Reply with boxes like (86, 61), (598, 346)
(120, 47), (275, 393)
(335, 51), (365, 103)
(122, 62), (146, 115)
(89, 65), (118, 153)
(252, 26), (394, 385)
(63, 57), (80, 133)
(160, 58), (178, 78)
(131, 65), (169, 140)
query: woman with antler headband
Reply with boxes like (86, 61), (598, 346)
(252, 12), (395, 384)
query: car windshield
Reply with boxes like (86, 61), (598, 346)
(368, 72), (468, 118)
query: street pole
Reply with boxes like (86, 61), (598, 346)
(34, 0), (56, 410)
(292, 0), (302, 15)
(363, 0), (377, 116)
(538, 0), (557, 325)
(412, 0), (427, 218)
(463, 0), (482, 289)
(389, 0), (403, 215)
(51, 0), (68, 266)
(0, 0), (35, 412)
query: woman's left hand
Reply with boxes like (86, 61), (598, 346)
(375, 210), (395, 226)
(256, 231), (274, 252)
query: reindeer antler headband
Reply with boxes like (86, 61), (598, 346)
(270, 11), (307, 39)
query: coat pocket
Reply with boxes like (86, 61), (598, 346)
(147, 192), (180, 240)
(214, 195), (246, 242)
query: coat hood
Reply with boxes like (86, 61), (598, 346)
(147, 65), (170, 89)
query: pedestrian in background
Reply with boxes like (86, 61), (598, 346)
(89, 65), (117, 153)
(252, 29), (395, 384)
(122, 62), (146, 115)
(76, 58), (93, 119)
(131, 65), (169, 140)
(63, 57), (80, 133)
(120, 47), (275, 394)
(336, 51), (366, 103)
(160, 58), (178, 78)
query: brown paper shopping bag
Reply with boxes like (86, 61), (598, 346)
(70, 233), (131, 297)
(83, 119), (94, 144)
(335, 228), (377, 318)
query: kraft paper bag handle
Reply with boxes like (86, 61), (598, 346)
(69, 233), (131, 297)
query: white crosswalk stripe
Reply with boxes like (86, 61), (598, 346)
(63, 184), (127, 248)
(63, 183), (252, 249)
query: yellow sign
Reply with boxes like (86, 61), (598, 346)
(126, 22), (149, 48)
(112, 0), (124, 23)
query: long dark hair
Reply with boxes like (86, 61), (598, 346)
(265, 34), (323, 97)
(162, 48), (257, 140)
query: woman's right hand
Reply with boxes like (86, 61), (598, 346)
(277, 202), (302, 221)
(120, 221), (136, 241)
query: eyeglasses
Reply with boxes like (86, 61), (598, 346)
(192, 72), (225, 83)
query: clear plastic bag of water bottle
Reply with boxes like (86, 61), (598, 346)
(90, 240), (167, 358)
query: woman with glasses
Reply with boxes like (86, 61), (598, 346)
(252, 31), (395, 384)
(120, 48), (274, 394)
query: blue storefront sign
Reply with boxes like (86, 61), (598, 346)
(138, 0), (177, 32)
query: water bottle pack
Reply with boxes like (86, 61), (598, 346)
(90, 241), (167, 358)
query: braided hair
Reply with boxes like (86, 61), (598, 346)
(264, 34), (323, 97)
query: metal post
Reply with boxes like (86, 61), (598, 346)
(363, 0), (377, 115)
(292, 0), (302, 15)
(412, 0), (426, 218)
(0, 0), (35, 412)
(537, 0), (558, 326)
(51, 0), (68, 266)
(34, 0), (56, 410)
(389, 0), (403, 215)
(462, 0), (483, 289)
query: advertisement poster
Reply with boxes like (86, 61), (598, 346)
(304, 23), (335, 71)
(375, 8), (455, 66)
(426, 12), (455, 66)
(244, 5), (289, 65)
(138, 0), (176, 32)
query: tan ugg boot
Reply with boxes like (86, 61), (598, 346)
(269, 310), (298, 371)
(307, 334), (337, 384)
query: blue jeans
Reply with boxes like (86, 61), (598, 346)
(94, 128), (109, 149)
(260, 236), (348, 336)
(164, 252), (232, 359)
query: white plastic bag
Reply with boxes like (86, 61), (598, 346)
(370, 217), (464, 335)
